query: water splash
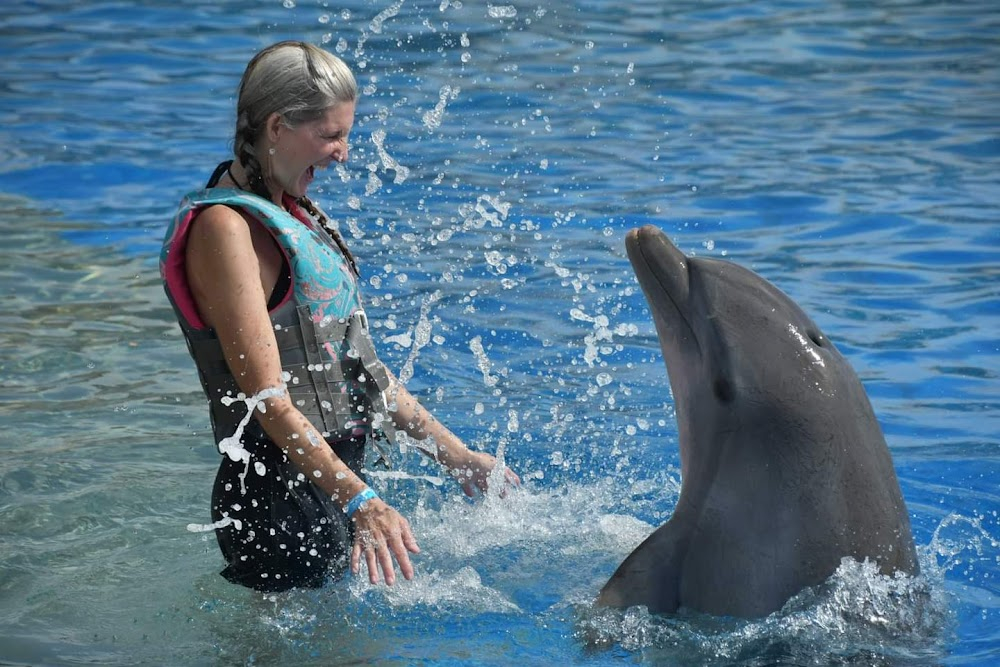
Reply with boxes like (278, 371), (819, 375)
(370, 128), (410, 184)
(412, 480), (657, 560)
(577, 539), (957, 663)
(469, 335), (499, 387)
(928, 512), (1000, 574)
(570, 306), (635, 368)
(364, 469), (445, 487)
(396, 290), (442, 386)
(458, 194), (510, 231)
(215, 383), (288, 494)
(486, 5), (517, 19)
(186, 515), (239, 534)
(368, 0), (404, 34)
(182, 385), (289, 535)
(350, 565), (520, 614)
(422, 85), (460, 132)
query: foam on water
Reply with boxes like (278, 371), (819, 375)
(352, 565), (521, 613)
(570, 511), (1000, 663)
(578, 545), (956, 664)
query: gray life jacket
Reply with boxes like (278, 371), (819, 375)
(160, 188), (396, 462)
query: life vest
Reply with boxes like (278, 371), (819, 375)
(160, 187), (395, 458)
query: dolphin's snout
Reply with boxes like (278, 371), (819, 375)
(625, 224), (664, 247)
(626, 225), (689, 303)
(626, 225), (685, 266)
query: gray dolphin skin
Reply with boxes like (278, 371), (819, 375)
(597, 225), (918, 618)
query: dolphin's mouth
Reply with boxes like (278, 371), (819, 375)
(625, 225), (697, 351)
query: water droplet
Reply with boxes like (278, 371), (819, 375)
(487, 5), (517, 19)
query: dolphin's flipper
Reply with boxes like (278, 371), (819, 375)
(596, 518), (687, 613)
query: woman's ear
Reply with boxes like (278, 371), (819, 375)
(265, 112), (284, 145)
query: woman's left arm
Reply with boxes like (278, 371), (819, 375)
(386, 374), (520, 496)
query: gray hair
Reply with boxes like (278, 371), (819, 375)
(234, 41), (357, 199)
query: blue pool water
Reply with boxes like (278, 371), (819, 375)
(1, 0), (998, 664)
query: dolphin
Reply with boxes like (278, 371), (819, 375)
(597, 225), (918, 618)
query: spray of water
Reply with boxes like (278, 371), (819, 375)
(184, 383), (288, 534)
(574, 515), (974, 663)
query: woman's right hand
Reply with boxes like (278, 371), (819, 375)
(350, 498), (421, 585)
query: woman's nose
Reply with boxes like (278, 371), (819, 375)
(334, 141), (349, 163)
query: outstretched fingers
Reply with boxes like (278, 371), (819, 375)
(385, 519), (418, 582)
(350, 501), (420, 585)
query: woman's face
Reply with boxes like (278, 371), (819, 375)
(270, 101), (355, 200)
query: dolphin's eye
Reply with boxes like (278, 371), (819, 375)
(713, 377), (734, 403)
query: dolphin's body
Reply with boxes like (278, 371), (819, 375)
(597, 225), (918, 618)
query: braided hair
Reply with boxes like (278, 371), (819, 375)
(233, 40), (360, 275)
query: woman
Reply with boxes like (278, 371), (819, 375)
(160, 41), (519, 592)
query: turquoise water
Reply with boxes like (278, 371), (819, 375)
(1, 0), (998, 664)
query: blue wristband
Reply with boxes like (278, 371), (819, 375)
(344, 487), (378, 517)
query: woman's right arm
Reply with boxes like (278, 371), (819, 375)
(185, 205), (419, 585)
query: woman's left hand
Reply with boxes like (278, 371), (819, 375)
(384, 380), (520, 497)
(448, 450), (520, 498)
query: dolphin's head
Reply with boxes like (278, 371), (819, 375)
(625, 225), (859, 479)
